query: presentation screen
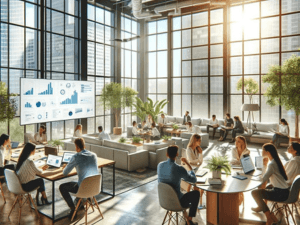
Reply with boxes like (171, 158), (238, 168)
(20, 78), (95, 125)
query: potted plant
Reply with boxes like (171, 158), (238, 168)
(47, 139), (64, 152)
(172, 124), (179, 130)
(132, 136), (142, 144)
(162, 135), (171, 142)
(118, 137), (126, 143)
(133, 97), (168, 123)
(204, 155), (231, 179)
(263, 55), (300, 139)
(99, 83), (138, 135)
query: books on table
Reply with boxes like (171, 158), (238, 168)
(208, 178), (222, 185)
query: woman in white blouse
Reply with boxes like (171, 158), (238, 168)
(186, 122), (194, 133)
(230, 136), (250, 165)
(73, 124), (83, 138)
(285, 142), (300, 186)
(150, 122), (160, 140)
(251, 144), (289, 224)
(32, 125), (47, 144)
(271, 118), (289, 148)
(16, 143), (61, 206)
(186, 134), (203, 167)
(0, 134), (14, 177)
(132, 121), (140, 136)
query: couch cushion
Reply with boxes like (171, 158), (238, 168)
(166, 116), (176, 122)
(191, 118), (201, 126)
(103, 140), (137, 153)
(201, 118), (210, 126)
(90, 145), (114, 160)
(255, 122), (278, 133)
(82, 136), (103, 146)
(143, 142), (169, 152)
(176, 117), (183, 124)
(218, 119), (225, 126)
(251, 131), (274, 139)
(194, 125), (202, 134)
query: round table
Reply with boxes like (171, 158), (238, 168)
(195, 170), (262, 225)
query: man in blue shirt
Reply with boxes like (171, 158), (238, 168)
(98, 126), (111, 140)
(59, 138), (99, 219)
(158, 145), (200, 225)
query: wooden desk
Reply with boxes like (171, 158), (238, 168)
(165, 128), (187, 137)
(8, 149), (116, 223)
(195, 170), (262, 225)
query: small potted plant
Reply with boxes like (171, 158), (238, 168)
(162, 135), (171, 142)
(132, 136), (142, 144)
(47, 139), (64, 152)
(118, 137), (127, 143)
(172, 123), (179, 130)
(204, 155), (231, 179)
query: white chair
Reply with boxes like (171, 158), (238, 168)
(71, 174), (104, 224)
(0, 175), (6, 203)
(158, 182), (191, 225)
(270, 175), (300, 225)
(4, 169), (40, 224)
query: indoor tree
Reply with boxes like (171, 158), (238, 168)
(99, 82), (137, 134)
(262, 55), (300, 138)
(236, 77), (259, 103)
(0, 81), (17, 125)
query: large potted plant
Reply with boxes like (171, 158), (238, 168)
(99, 83), (138, 135)
(0, 81), (17, 128)
(262, 55), (300, 139)
(133, 97), (168, 122)
(204, 155), (231, 179)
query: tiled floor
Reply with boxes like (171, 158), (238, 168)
(1, 139), (299, 225)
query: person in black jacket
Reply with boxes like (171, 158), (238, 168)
(229, 116), (244, 143)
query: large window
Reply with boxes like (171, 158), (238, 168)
(229, 0), (300, 134)
(121, 14), (139, 131)
(147, 19), (168, 114)
(171, 9), (224, 118)
(87, 4), (114, 134)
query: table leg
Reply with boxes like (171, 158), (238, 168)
(206, 192), (218, 225)
(218, 193), (239, 225)
(52, 180), (55, 223)
(113, 164), (115, 196)
(101, 167), (103, 192)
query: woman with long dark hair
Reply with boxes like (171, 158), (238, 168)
(251, 144), (289, 224)
(16, 143), (59, 206)
(32, 125), (47, 144)
(271, 118), (289, 148)
(0, 134), (14, 177)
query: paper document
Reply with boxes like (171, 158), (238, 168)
(11, 152), (20, 158)
(255, 156), (263, 169)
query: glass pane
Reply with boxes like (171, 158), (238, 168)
(157, 33), (167, 50)
(192, 77), (208, 94)
(211, 77), (223, 94)
(210, 95), (223, 118)
(182, 48), (191, 60)
(96, 7), (104, 23)
(173, 31), (181, 48)
(182, 61), (191, 77)
(230, 95), (242, 118)
(9, 25), (24, 69)
(230, 22), (242, 41)
(210, 25), (223, 44)
(65, 37), (75, 73)
(282, 13), (300, 36)
(148, 35), (156, 51)
(230, 6), (242, 22)
(87, 4), (94, 20)
(1, 24), (8, 67)
(26, 3), (37, 28)
(182, 15), (191, 29)
(96, 43), (104, 76)
(88, 21), (95, 41)
(173, 49), (181, 77)
(210, 58), (223, 75)
(230, 76), (242, 94)
(282, 0), (300, 13)
(1, 0), (8, 22)
(244, 20), (259, 40)
(125, 50), (131, 77)
(182, 95), (191, 116)
(157, 19), (167, 33)
(261, 0), (279, 17)
(148, 52), (156, 78)
(157, 51), (167, 78)
(192, 46), (208, 59)
(148, 79), (156, 93)
(261, 38), (279, 53)
(261, 17), (279, 38)
(52, 34), (64, 72)
(9, 118), (24, 143)
(192, 60), (208, 76)
(261, 54), (279, 74)
(230, 42), (242, 56)
(182, 29), (191, 47)
(192, 95), (208, 118)
(182, 78), (191, 93)
(261, 96), (279, 122)
(173, 17), (181, 30)
(87, 117), (95, 134)
(26, 29), (38, 70)
(192, 27), (208, 46)
(244, 2), (259, 19)
(9, 69), (23, 94)
(244, 40), (259, 55)
(244, 56), (259, 74)
(105, 116), (111, 134)
(211, 9), (223, 24)
(282, 108), (296, 136)
(52, 121), (64, 140)
(157, 79), (167, 93)
(172, 95), (181, 117)
(148, 21), (156, 34)
(282, 36), (300, 52)
(87, 42), (95, 75)
(210, 44), (223, 58)
(9, 0), (24, 25)
(230, 57), (242, 75)
(172, 78), (181, 93)
(65, 120), (75, 138)
(192, 12), (208, 27)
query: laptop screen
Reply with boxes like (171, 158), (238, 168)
(62, 152), (75, 163)
(240, 156), (255, 174)
(46, 154), (62, 168)
(11, 142), (19, 149)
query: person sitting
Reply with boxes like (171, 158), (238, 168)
(73, 124), (82, 138)
(183, 111), (191, 125)
(0, 134), (14, 178)
(285, 142), (300, 186)
(146, 115), (153, 128)
(16, 143), (56, 206)
(98, 126), (111, 141)
(186, 122), (194, 133)
(271, 118), (289, 148)
(229, 116), (244, 143)
(157, 113), (168, 135)
(230, 136), (250, 165)
(140, 120), (147, 130)
(206, 115), (219, 139)
(186, 134), (203, 167)
(32, 125), (47, 145)
(59, 138), (99, 219)
(158, 145), (199, 225)
(219, 113), (234, 141)
(132, 121), (140, 136)
(150, 122), (160, 140)
(251, 144), (289, 225)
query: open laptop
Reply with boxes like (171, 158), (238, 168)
(11, 141), (19, 149)
(62, 152), (75, 164)
(46, 154), (63, 169)
(240, 156), (262, 176)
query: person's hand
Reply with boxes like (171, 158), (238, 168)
(42, 165), (49, 171)
(181, 157), (188, 165)
(197, 146), (203, 154)
(263, 158), (269, 166)
(62, 164), (67, 169)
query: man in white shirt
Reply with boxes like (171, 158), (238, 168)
(98, 126), (111, 141)
(151, 122), (160, 140)
(206, 115), (219, 139)
(157, 114), (168, 136)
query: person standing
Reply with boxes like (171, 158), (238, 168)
(219, 113), (234, 141)
(182, 111), (191, 125)
(157, 113), (168, 136)
(229, 116), (244, 143)
(98, 126), (111, 140)
(271, 118), (289, 148)
(206, 115), (219, 139)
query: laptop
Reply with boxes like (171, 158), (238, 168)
(11, 142), (19, 149)
(46, 154), (63, 168)
(62, 152), (75, 164)
(240, 156), (262, 176)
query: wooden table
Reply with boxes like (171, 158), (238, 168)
(195, 169), (262, 225)
(7, 148), (116, 223)
(140, 131), (151, 143)
(165, 128), (187, 137)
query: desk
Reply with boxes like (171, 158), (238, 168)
(8, 149), (115, 223)
(165, 128), (187, 137)
(195, 170), (262, 225)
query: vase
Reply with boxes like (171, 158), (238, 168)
(212, 170), (221, 179)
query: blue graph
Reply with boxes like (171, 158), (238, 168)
(60, 91), (78, 105)
(24, 88), (33, 95)
(25, 102), (32, 108)
(38, 83), (53, 95)
(75, 108), (82, 113)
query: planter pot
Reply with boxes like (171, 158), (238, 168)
(212, 170), (221, 179)
(113, 127), (122, 135)
(162, 139), (169, 142)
